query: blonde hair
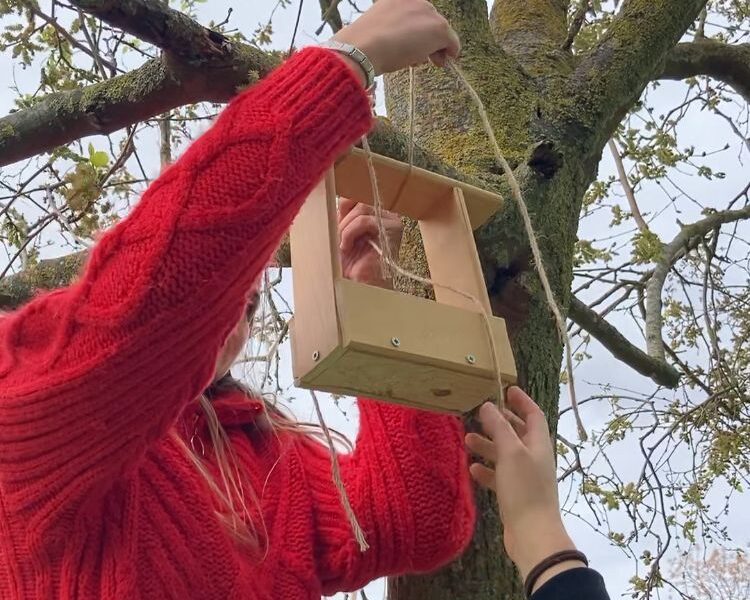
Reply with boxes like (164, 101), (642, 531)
(173, 375), (352, 554)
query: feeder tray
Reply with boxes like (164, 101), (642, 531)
(289, 148), (517, 414)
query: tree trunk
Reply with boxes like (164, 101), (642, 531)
(385, 0), (708, 598)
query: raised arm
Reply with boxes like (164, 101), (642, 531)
(0, 0), (463, 548)
(0, 47), (371, 542)
(305, 400), (476, 593)
(466, 390), (611, 600)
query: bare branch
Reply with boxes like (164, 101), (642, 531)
(645, 204), (750, 362)
(317, 0), (344, 35)
(563, 0), (590, 51)
(660, 40), (750, 103)
(67, 0), (234, 64)
(159, 111), (172, 171)
(608, 139), (650, 233)
(568, 296), (680, 387)
(31, 5), (118, 73)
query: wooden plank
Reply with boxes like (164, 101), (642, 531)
(289, 172), (344, 384)
(304, 348), (499, 414)
(419, 187), (492, 314)
(334, 148), (503, 229)
(335, 279), (516, 382)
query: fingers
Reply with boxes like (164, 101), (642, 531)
(338, 199), (399, 230)
(338, 200), (401, 253)
(443, 24), (461, 60)
(506, 387), (549, 440)
(429, 16), (460, 67)
(338, 197), (358, 222)
(506, 387), (545, 424)
(338, 201), (371, 234)
(465, 432), (496, 463)
(503, 408), (527, 437)
(478, 401), (522, 453)
(469, 463), (496, 491)
(429, 50), (447, 68)
(340, 214), (379, 253)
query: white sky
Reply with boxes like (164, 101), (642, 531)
(1, 2), (749, 599)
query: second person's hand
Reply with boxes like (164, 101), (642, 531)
(465, 389), (584, 592)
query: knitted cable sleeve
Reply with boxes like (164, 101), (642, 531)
(304, 399), (476, 594)
(0, 47), (372, 546)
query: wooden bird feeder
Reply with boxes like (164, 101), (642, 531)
(289, 148), (517, 414)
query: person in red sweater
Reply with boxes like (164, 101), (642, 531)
(0, 1), (471, 598)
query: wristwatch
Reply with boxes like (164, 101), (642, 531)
(319, 40), (376, 91)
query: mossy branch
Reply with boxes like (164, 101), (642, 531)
(660, 40), (750, 103)
(568, 0), (708, 149)
(0, 1), (277, 168)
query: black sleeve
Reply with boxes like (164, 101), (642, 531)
(531, 568), (610, 600)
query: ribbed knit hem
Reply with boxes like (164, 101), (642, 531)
(247, 46), (373, 159)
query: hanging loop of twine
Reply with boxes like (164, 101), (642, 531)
(310, 390), (369, 552)
(361, 64), (506, 409)
(444, 57), (587, 442)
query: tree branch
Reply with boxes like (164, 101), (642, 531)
(660, 40), (750, 103)
(0, 0), (277, 168)
(609, 139), (650, 233)
(0, 119), (472, 310)
(645, 204), (750, 362)
(67, 0), (235, 63)
(562, 0), (590, 51)
(569, 0), (708, 150)
(568, 296), (680, 387)
(316, 0), (344, 35)
(0, 251), (86, 310)
(0, 52), (270, 168)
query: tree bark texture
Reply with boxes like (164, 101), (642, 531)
(384, 0), (708, 598)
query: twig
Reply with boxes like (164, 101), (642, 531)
(44, 186), (93, 249)
(563, 0), (590, 51)
(316, 0), (344, 35)
(289, 0), (305, 56)
(608, 139), (650, 234)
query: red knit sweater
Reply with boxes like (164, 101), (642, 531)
(0, 48), (475, 599)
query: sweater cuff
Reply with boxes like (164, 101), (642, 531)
(531, 567), (610, 600)
(253, 46), (373, 158)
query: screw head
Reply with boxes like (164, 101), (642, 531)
(466, 354), (476, 364)
(391, 337), (401, 347)
(312, 351), (320, 361)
